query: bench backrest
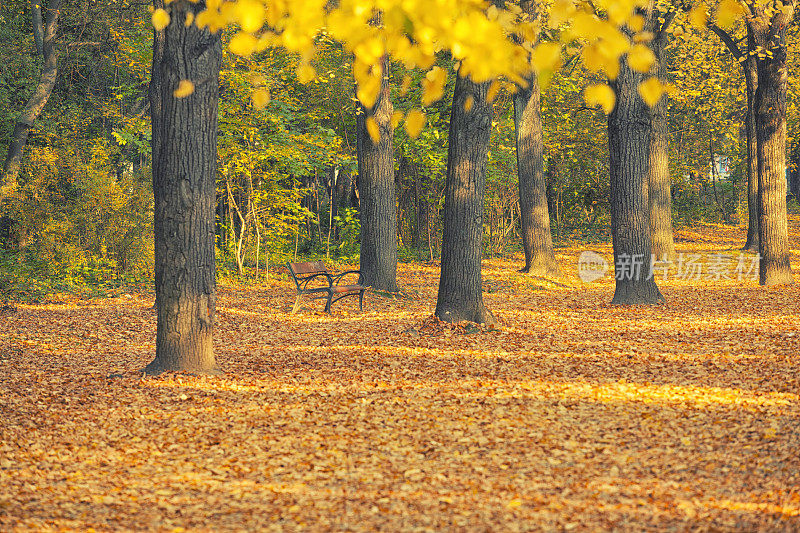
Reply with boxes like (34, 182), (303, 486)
(288, 261), (327, 276)
(287, 261), (329, 288)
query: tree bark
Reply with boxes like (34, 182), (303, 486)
(435, 71), (495, 325)
(743, 31), (760, 252)
(648, 25), (675, 260)
(751, 8), (794, 285)
(356, 56), (398, 292)
(145, 0), (223, 374)
(710, 23), (759, 251)
(514, 72), (560, 275)
(609, 55), (664, 305)
(1, 0), (63, 199)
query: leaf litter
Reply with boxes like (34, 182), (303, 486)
(1, 220), (799, 531)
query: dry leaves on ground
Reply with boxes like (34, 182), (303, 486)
(1, 220), (799, 531)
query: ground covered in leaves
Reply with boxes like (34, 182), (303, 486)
(2, 222), (800, 531)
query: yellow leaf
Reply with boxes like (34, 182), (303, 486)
(627, 44), (655, 73)
(405, 109), (426, 138)
(507, 498), (522, 509)
(689, 3), (708, 29)
(252, 88), (270, 109)
(486, 80), (500, 102)
(184, 12), (194, 27)
(531, 42), (561, 73)
(463, 95), (474, 112)
(549, 0), (576, 28)
(229, 32), (257, 57)
(716, 0), (744, 29)
(356, 75), (381, 108)
(236, 0), (265, 33)
(296, 64), (316, 83)
(584, 84), (615, 114)
(365, 117), (380, 143)
(391, 110), (403, 129)
(173, 80), (194, 98)
(628, 14), (645, 32)
(400, 75), (412, 96)
(151, 8), (170, 31)
(638, 77), (664, 107)
(422, 67), (446, 106)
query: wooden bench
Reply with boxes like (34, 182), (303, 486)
(287, 261), (366, 314)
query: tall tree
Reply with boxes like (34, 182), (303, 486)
(648, 12), (676, 260)
(709, 23), (759, 252)
(435, 70), (496, 325)
(514, 73), (560, 275)
(1, 0), (62, 198)
(608, 18), (664, 305)
(356, 56), (398, 292)
(746, 1), (795, 285)
(145, 0), (223, 374)
(514, 0), (559, 275)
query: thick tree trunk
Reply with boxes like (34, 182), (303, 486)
(1, 0), (62, 198)
(743, 35), (760, 252)
(753, 21), (793, 285)
(145, 0), (223, 374)
(648, 29), (675, 260)
(609, 59), (664, 305)
(356, 56), (398, 292)
(514, 73), (559, 275)
(435, 72), (495, 325)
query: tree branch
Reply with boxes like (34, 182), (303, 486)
(709, 23), (744, 60)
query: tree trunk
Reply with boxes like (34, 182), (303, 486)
(743, 32), (760, 251)
(648, 28), (675, 260)
(752, 16), (793, 286)
(145, 0), (223, 374)
(356, 56), (398, 292)
(435, 71), (495, 325)
(514, 73), (560, 275)
(1, 0), (63, 198)
(710, 23), (760, 251)
(609, 58), (664, 305)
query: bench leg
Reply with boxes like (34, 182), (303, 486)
(324, 291), (333, 313)
(359, 290), (364, 311)
(291, 295), (302, 314)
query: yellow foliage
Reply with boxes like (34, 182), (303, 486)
(151, 8), (170, 31)
(296, 63), (316, 83)
(251, 88), (270, 109)
(689, 3), (709, 29)
(463, 95), (474, 112)
(715, 0), (744, 29)
(173, 80), (195, 98)
(627, 44), (655, 73)
(229, 32), (258, 56)
(638, 77), (664, 107)
(584, 84), (616, 114)
(531, 42), (562, 74)
(405, 109), (426, 138)
(365, 117), (380, 142)
(422, 67), (447, 106)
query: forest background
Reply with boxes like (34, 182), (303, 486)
(0, 0), (798, 299)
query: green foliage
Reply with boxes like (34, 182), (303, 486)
(333, 207), (360, 259)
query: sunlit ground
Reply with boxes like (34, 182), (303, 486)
(1, 220), (799, 531)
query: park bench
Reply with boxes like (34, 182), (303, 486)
(287, 261), (366, 314)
